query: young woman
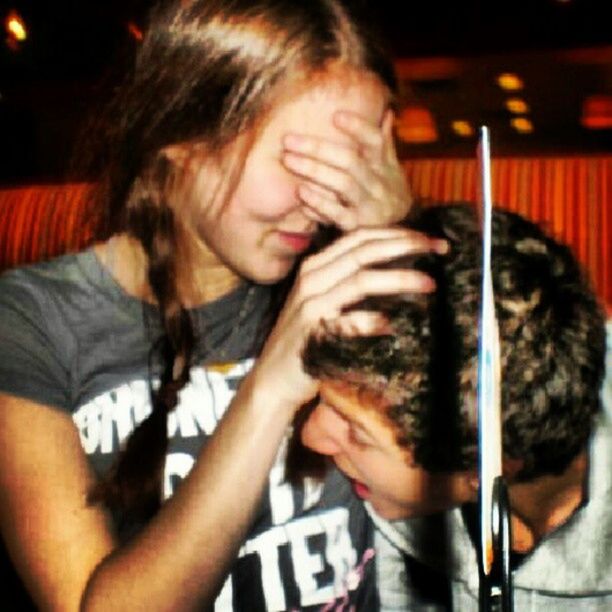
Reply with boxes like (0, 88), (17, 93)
(0, 1), (447, 610)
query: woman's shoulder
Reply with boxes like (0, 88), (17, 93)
(0, 247), (143, 319)
(0, 248), (151, 413)
(0, 249), (97, 300)
(0, 253), (97, 412)
(0, 248), (127, 371)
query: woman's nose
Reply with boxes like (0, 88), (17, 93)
(300, 402), (346, 456)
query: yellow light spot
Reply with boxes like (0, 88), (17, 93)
(127, 21), (143, 42)
(5, 11), (27, 41)
(451, 120), (475, 137)
(510, 117), (534, 133)
(505, 98), (529, 114)
(496, 73), (524, 91)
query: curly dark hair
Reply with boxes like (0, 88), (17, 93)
(303, 203), (606, 481)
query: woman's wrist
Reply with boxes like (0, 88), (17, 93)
(237, 360), (314, 425)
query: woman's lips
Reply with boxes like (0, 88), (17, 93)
(277, 231), (313, 253)
(351, 480), (371, 500)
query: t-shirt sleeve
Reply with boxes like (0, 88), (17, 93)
(0, 273), (72, 410)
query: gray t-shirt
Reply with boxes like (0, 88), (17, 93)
(371, 323), (612, 610)
(0, 250), (378, 611)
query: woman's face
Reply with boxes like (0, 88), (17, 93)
(175, 69), (389, 285)
(301, 380), (476, 520)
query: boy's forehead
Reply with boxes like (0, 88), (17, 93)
(319, 379), (391, 416)
(319, 379), (412, 455)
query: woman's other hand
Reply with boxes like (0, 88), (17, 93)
(249, 226), (447, 411)
(282, 109), (412, 231)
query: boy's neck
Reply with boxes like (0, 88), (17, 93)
(508, 451), (587, 553)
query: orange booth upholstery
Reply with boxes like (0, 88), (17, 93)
(0, 182), (95, 270)
(0, 156), (610, 307)
(403, 156), (611, 309)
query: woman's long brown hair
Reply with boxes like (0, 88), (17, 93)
(86, 0), (398, 524)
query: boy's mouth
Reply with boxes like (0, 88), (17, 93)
(351, 479), (371, 500)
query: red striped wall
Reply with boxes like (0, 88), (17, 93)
(0, 157), (610, 306)
(404, 157), (611, 308)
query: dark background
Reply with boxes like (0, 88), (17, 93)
(0, 0), (611, 184)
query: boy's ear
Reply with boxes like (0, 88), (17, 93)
(502, 457), (525, 481)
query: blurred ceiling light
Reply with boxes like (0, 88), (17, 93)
(396, 106), (438, 143)
(505, 97), (529, 114)
(127, 22), (143, 41)
(581, 95), (612, 129)
(510, 117), (534, 133)
(451, 120), (475, 137)
(496, 73), (524, 91)
(5, 10), (27, 42)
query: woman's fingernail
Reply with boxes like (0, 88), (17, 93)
(434, 239), (450, 254)
(376, 317), (394, 335)
(420, 275), (436, 292)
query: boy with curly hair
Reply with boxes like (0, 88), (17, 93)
(301, 204), (610, 610)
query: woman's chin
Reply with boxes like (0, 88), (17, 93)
(247, 260), (297, 285)
(239, 255), (296, 285)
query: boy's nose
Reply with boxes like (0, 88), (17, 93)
(300, 402), (346, 456)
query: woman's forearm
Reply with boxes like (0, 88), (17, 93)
(81, 371), (294, 611)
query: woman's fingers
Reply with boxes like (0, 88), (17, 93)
(380, 108), (397, 159)
(283, 108), (412, 229)
(301, 227), (448, 277)
(283, 134), (363, 174)
(289, 228), (446, 337)
(300, 203), (333, 226)
(311, 268), (435, 316)
(258, 228), (445, 408)
(333, 110), (385, 154)
(301, 242), (436, 296)
(298, 183), (360, 230)
(317, 311), (393, 338)
(283, 150), (365, 204)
